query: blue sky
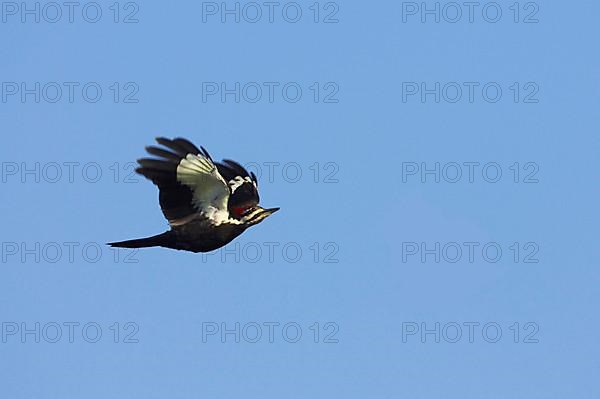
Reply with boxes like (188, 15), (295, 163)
(1, 1), (599, 398)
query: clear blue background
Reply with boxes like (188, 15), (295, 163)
(1, 1), (599, 398)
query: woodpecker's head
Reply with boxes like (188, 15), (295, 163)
(238, 206), (280, 227)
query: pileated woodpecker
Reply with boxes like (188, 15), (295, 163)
(108, 137), (279, 253)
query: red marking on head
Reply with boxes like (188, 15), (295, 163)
(232, 207), (248, 216)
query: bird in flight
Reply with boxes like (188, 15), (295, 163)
(108, 137), (279, 252)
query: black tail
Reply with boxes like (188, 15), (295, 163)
(107, 232), (173, 249)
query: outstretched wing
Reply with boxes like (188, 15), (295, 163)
(215, 159), (259, 213)
(136, 137), (231, 226)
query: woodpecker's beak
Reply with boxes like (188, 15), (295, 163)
(246, 206), (279, 225)
(243, 206), (280, 226)
(263, 207), (280, 215)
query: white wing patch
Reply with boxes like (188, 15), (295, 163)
(176, 153), (232, 225)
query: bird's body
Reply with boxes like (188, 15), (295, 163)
(108, 137), (279, 253)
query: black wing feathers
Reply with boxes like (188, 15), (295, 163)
(145, 146), (180, 161)
(135, 137), (203, 223)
